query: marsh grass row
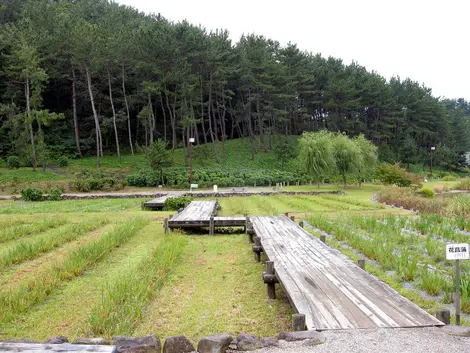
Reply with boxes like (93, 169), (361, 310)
(89, 235), (188, 336)
(0, 220), (109, 271)
(0, 218), (67, 243)
(0, 218), (148, 324)
(307, 214), (470, 313)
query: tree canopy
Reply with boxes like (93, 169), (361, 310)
(0, 0), (469, 170)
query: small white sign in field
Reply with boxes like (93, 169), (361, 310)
(446, 243), (469, 260)
(190, 184), (199, 189)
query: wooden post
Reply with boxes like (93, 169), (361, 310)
(357, 259), (365, 270)
(163, 218), (169, 234)
(292, 314), (306, 331)
(456, 259), (461, 326)
(169, 214), (173, 219)
(266, 261), (276, 299)
(299, 221), (304, 228)
(320, 235), (326, 244)
(436, 309), (450, 325)
(290, 215), (295, 222)
(209, 216), (214, 236)
(284, 212), (289, 217)
(244, 214), (248, 234)
(253, 236), (262, 262)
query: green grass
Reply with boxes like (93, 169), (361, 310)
(0, 218), (67, 243)
(0, 168), (66, 183)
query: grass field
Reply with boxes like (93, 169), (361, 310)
(0, 187), (398, 341)
(2, 185), (468, 341)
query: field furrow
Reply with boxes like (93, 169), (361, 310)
(0, 221), (163, 341)
(0, 218), (68, 243)
(0, 218), (148, 325)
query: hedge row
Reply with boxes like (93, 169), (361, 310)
(127, 168), (309, 188)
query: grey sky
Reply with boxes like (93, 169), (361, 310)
(115, 0), (469, 100)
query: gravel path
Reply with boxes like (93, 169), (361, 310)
(248, 327), (470, 353)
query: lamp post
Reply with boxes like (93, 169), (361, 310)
(430, 146), (436, 178)
(189, 137), (195, 185)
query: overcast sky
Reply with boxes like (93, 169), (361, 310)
(115, 0), (469, 100)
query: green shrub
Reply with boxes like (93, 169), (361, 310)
(163, 196), (191, 211)
(57, 156), (69, 168)
(442, 175), (457, 181)
(455, 178), (470, 191)
(374, 163), (422, 189)
(47, 188), (63, 201)
(421, 188), (435, 198)
(21, 188), (44, 201)
(7, 156), (20, 169)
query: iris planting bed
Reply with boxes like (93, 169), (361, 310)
(306, 213), (470, 322)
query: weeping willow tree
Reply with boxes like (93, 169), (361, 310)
(298, 131), (336, 189)
(298, 131), (377, 188)
(332, 133), (364, 187)
(354, 134), (378, 186)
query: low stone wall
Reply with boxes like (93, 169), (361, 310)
(1, 331), (327, 353)
(1, 190), (344, 201)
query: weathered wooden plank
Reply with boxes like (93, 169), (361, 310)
(251, 216), (443, 330)
(0, 343), (116, 353)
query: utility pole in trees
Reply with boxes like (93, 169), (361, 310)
(430, 146), (436, 178)
(189, 137), (195, 185)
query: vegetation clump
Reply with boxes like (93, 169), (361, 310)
(163, 196), (191, 211)
(7, 156), (20, 170)
(20, 187), (44, 201)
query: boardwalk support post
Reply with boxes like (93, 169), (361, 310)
(253, 236), (263, 262)
(163, 218), (169, 234)
(290, 216), (295, 222)
(244, 214), (248, 233)
(357, 259), (365, 270)
(284, 212), (289, 217)
(263, 261), (278, 299)
(292, 314), (306, 331)
(320, 235), (326, 244)
(436, 309), (450, 325)
(209, 216), (214, 235)
(299, 221), (304, 228)
(169, 214), (173, 220)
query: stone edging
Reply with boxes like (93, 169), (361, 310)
(1, 331), (327, 353)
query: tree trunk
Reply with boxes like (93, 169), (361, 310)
(200, 77), (208, 144)
(121, 66), (134, 159)
(71, 67), (82, 158)
(160, 93), (167, 143)
(164, 88), (177, 149)
(108, 70), (120, 161)
(85, 61), (101, 168)
(25, 79), (37, 170)
(207, 76), (219, 163)
(148, 92), (155, 144)
(38, 121), (46, 173)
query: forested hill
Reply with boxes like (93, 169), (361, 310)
(0, 0), (469, 169)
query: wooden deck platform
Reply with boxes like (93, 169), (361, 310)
(142, 196), (170, 210)
(166, 201), (246, 233)
(251, 216), (444, 330)
(0, 343), (116, 353)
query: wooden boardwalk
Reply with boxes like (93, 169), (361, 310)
(167, 201), (245, 233)
(142, 196), (170, 210)
(251, 216), (444, 330)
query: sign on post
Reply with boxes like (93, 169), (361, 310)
(446, 243), (469, 260)
(446, 243), (469, 326)
(190, 184), (198, 192)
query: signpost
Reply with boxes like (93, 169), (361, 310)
(446, 243), (469, 325)
(190, 183), (198, 192)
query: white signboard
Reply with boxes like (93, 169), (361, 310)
(446, 243), (469, 260)
(190, 184), (199, 189)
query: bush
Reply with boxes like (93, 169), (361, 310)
(442, 175), (457, 181)
(7, 156), (20, 169)
(455, 178), (470, 191)
(421, 188), (435, 198)
(47, 188), (63, 201)
(374, 163), (422, 189)
(163, 196), (191, 211)
(21, 187), (44, 201)
(376, 187), (447, 214)
(57, 156), (69, 168)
